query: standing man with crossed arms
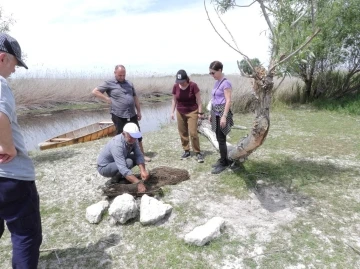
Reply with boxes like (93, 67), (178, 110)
(92, 64), (151, 162)
(0, 33), (42, 269)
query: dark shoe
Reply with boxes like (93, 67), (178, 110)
(212, 158), (233, 168)
(211, 159), (221, 168)
(181, 151), (191, 160)
(211, 164), (228, 174)
(196, 153), (204, 163)
(105, 174), (124, 186)
(227, 159), (234, 167)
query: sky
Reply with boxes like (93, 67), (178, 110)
(1, 0), (270, 77)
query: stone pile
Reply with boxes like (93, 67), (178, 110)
(86, 195), (226, 246)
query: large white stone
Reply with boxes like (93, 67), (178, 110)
(86, 200), (109, 224)
(184, 217), (225, 246)
(140, 194), (173, 225)
(108, 193), (138, 224)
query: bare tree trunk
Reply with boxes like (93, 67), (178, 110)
(202, 0), (320, 163)
(229, 68), (273, 161)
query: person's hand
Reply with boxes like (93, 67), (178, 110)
(137, 112), (142, 121)
(220, 116), (227, 128)
(0, 146), (17, 164)
(141, 170), (150, 180)
(0, 153), (15, 164)
(171, 112), (175, 121)
(137, 182), (146, 193)
(198, 113), (204, 120)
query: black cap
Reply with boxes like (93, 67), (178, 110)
(175, 69), (188, 83)
(0, 33), (28, 69)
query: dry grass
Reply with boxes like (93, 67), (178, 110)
(8, 72), (301, 112)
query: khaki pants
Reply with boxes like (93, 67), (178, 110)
(176, 109), (200, 153)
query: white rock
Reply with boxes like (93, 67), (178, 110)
(184, 217), (225, 246)
(140, 194), (173, 225)
(109, 216), (117, 226)
(86, 200), (109, 224)
(108, 194), (138, 224)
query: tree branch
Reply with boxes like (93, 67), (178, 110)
(273, 75), (287, 92)
(270, 28), (321, 72)
(204, 0), (252, 67)
(291, 11), (307, 28)
(310, 0), (315, 30)
(237, 60), (254, 78)
(234, 0), (256, 8)
(213, 5), (255, 74)
(257, 0), (274, 37)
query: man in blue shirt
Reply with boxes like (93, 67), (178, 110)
(0, 33), (42, 269)
(97, 123), (149, 193)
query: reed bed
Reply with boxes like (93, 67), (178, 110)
(8, 72), (301, 113)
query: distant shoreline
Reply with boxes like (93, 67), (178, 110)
(17, 92), (173, 117)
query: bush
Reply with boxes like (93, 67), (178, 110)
(311, 70), (360, 99)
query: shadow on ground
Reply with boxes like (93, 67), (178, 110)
(31, 149), (80, 164)
(38, 234), (120, 268)
(230, 157), (358, 212)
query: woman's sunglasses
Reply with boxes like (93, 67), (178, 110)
(209, 71), (216, 75)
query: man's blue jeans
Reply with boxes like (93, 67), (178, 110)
(0, 177), (42, 269)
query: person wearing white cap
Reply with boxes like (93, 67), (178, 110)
(96, 123), (149, 192)
(0, 33), (42, 268)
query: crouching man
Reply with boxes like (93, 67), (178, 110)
(96, 123), (149, 192)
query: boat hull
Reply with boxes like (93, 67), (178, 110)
(38, 121), (116, 150)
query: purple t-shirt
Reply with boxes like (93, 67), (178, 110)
(211, 78), (232, 105)
(172, 81), (200, 114)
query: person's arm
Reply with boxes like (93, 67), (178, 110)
(171, 95), (177, 120)
(139, 163), (149, 180)
(92, 88), (111, 104)
(134, 96), (142, 121)
(195, 91), (203, 118)
(0, 112), (17, 163)
(111, 139), (146, 192)
(124, 174), (146, 193)
(220, 88), (232, 128)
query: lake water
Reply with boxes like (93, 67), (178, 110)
(19, 102), (172, 151)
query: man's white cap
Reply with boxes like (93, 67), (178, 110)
(123, 123), (142, 138)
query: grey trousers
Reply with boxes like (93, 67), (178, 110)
(97, 154), (136, 177)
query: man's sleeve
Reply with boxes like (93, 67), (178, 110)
(110, 139), (133, 177)
(133, 141), (145, 164)
(131, 82), (137, 97)
(97, 81), (109, 93)
(0, 85), (13, 124)
(0, 102), (12, 124)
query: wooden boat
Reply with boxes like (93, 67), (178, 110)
(38, 121), (116, 150)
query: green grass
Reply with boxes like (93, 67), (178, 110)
(1, 104), (360, 269)
(312, 94), (360, 115)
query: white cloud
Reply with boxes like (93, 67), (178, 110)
(2, 0), (270, 77)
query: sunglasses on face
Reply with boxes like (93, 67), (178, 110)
(209, 71), (216, 75)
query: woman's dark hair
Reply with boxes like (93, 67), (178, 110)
(209, 61), (223, 71)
